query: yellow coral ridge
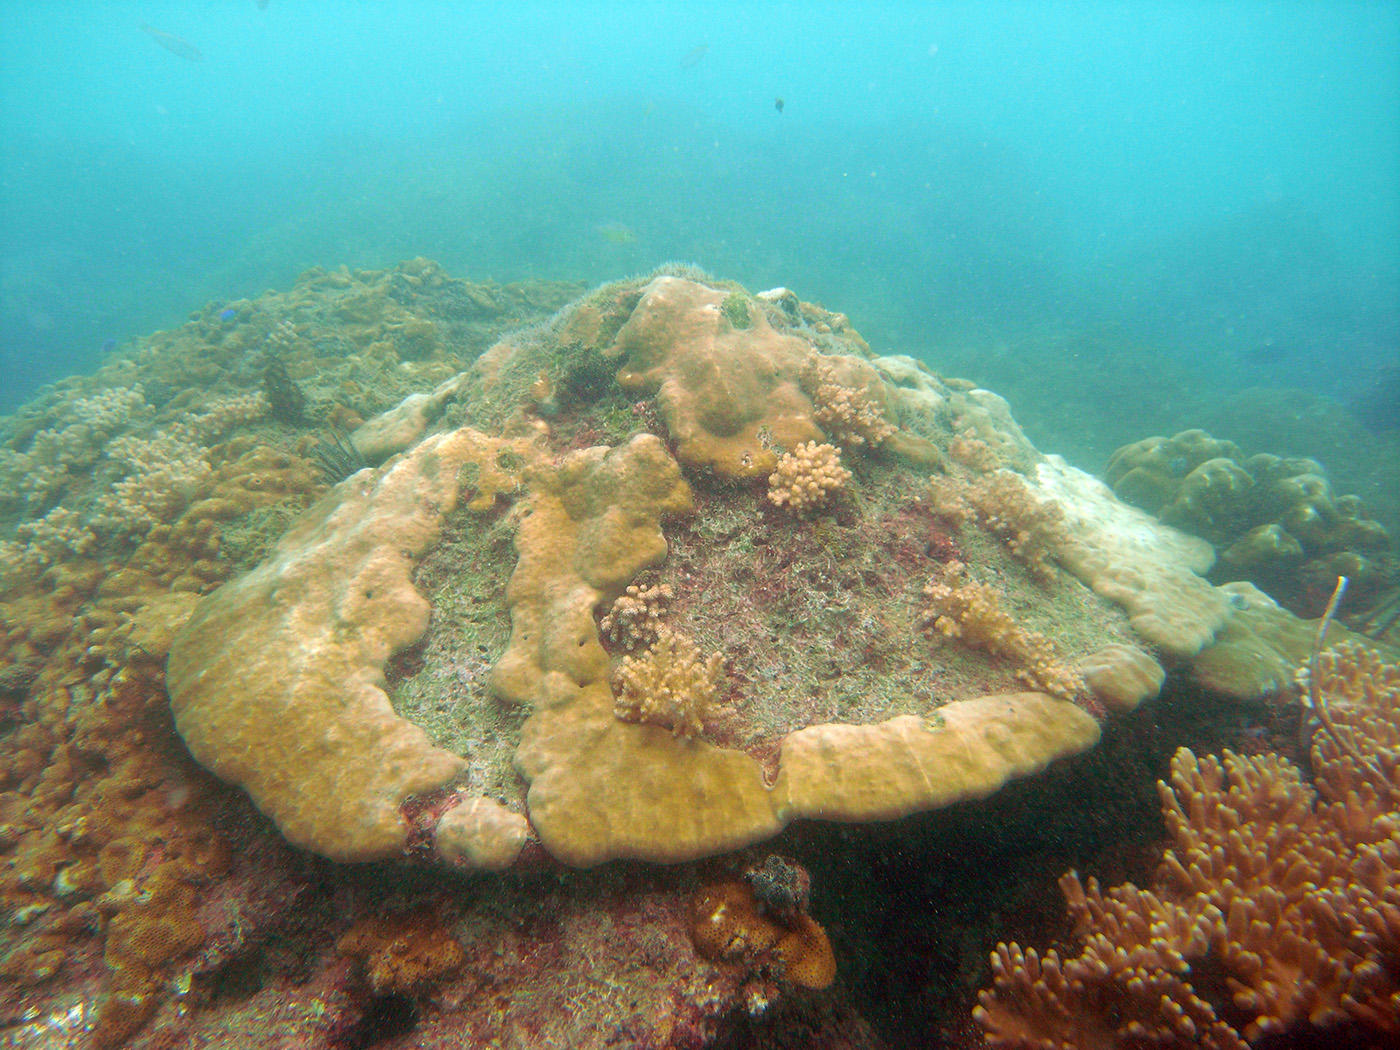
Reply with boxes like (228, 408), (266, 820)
(167, 426), (535, 865)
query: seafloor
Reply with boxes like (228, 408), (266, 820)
(0, 260), (1396, 1049)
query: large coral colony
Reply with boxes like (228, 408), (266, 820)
(0, 258), (1396, 1047)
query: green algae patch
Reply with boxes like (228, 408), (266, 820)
(388, 504), (529, 810)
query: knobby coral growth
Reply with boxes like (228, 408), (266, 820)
(923, 562), (1084, 701)
(612, 625), (725, 738)
(767, 441), (851, 516)
(927, 471), (1067, 582)
(600, 581), (673, 652)
(975, 642), (1400, 1048)
(805, 359), (895, 451)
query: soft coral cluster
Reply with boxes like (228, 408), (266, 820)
(976, 642), (1400, 1048)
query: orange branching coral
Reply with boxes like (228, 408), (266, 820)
(975, 643), (1400, 1048)
(600, 581), (673, 652)
(805, 359), (895, 452)
(612, 625), (726, 738)
(1307, 640), (1400, 805)
(767, 441), (851, 515)
(923, 562), (1084, 701)
(336, 905), (466, 995)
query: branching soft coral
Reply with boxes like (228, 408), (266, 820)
(927, 471), (1066, 582)
(923, 562), (1084, 701)
(804, 358), (895, 452)
(600, 581), (673, 652)
(767, 441), (851, 516)
(975, 642), (1400, 1048)
(612, 625), (726, 738)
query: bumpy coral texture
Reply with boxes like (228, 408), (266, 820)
(337, 906), (466, 995)
(767, 441), (851, 516)
(690, 878), (837, 991)
(804, 358), (895, 451)
(613, 625), (726, 738)
(1105, 428), (1392, 614)
(975, 642), (1400, 1048)
(600, 581), (673, 652)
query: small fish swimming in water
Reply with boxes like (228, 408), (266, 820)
(597, 223), (638, 246)
(219, 307), (238, 322)
(774, 97), (785, 113)
(141, 23), (203, 62)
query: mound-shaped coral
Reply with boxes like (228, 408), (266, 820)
(1105, 428), (1393, 615)
(163, 271), (1252, 873)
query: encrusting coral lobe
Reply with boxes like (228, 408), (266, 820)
(2, 260), (1389, 1046)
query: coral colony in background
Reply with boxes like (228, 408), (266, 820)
(0, 260), (1396, 1048)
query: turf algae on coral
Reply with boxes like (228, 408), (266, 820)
(164, 271), (1202, 871)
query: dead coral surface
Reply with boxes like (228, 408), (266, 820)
(976, 641), (1400, 1048)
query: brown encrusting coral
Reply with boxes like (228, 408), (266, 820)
(975, 641), (1400, 1048)
(690, 860), (837, 993)
(336, 905), (466, 995)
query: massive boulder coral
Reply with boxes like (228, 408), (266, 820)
(164, 271), (1274, 873)
(1105, 428), (1393, 615)
(167, 426), (534, 867)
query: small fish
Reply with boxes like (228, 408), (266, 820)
(219, 307), (237, 322)
(100, 339), (117, 356)
(141, 23), (203, 62)
(680, 43), (709, 69)
(597, 223), (637, 246)
(774, 97), (784, 114)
